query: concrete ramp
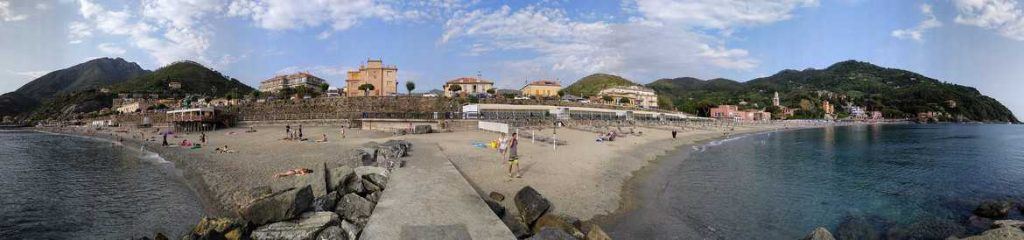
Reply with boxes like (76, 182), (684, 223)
(361, 142), (515, 240)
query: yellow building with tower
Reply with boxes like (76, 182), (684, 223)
(520, 80), (562, 98)
(345, 59), (398, 96)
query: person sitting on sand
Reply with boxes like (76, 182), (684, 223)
(315, 133), (328, 143)
(180, 139), (192, 147)
(246, 126), (257, 133)
(274, 168), (312, 178)
(215, 145), (236, 153)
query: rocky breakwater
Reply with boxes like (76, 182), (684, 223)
(803, 198), (1024, 240)
(483, 186), (613, 240)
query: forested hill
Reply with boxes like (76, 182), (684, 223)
(0, 58), (149, 117)
(649, 60), (1018, 123)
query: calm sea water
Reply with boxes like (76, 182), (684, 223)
(605, 124), (1024, 239)
(0, 130), (203, 239)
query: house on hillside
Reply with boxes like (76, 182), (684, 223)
(597, 85), (658, 109)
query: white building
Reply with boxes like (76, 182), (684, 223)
(598, 85), (659, 109)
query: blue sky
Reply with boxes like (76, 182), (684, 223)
(1, 0), (1023, 118)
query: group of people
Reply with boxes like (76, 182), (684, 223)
(595, 131), (618, 142)
(284, 125), (305, 141)
(496, 132), (521, 178)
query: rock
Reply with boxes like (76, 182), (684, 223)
(316, 226), (345, 240)
(585, 225), (611, 240)
(351, 147), (377, 166)
(489, 192), (505, 202)
(343, 176), (365, 195)
(191, 217), (246, 238)
(379, 140), (412, 159)
(250, 186), (273, 199)
(309, 163), (329, 198)
(251, 212), (340, 240)
(312, 191), (340, 212)
(528, 227), (576, 240)
(835, 216), (880, 240)
(340, 220), (361, 240)
(967, 215), (996, 233)
(514, 186), (551, 226)
(974, 200), (1014, 219)
(954, 226), (1024, 240)
(363, 173), (388, 190)
(362, 178), (382, 193)
(326, 166), (355, 192)
(993, 220), (1024, 229)
(801, 227), (836, 240)
(335, 193), (375, 226)
(155, 233), (169, 240)
(243, 185), (314, 226)
(484, 198), (505, 218)
(354, 166), (387, 178)
(224, 229), (244, 240)
(366, 191), (381, 203)
(413, 125), (431, 134)
(501, 213), (531, 239)
(533, 214), (584, 239)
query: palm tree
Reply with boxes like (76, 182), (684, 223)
(448, 85), (463, 97)
(405, 81), (416, 95)
(358, 83), (375, 96)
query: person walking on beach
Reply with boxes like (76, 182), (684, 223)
(200, 132), (206, 144)
(497, 133), (509, 161)
(162, 133), (168, 146)
(298, 125), (303, 139)
(286, 125), (292, 139)
(672, 129), (678, 139)
(341, 128), (346, 139)
(507, 132), (521, 178)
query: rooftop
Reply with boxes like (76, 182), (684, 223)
(446, 77), (494, 84)
(525, 80), (561, 87)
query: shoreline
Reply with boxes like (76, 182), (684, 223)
(32, 127), (232, 217)
(589, 123), (850, 227)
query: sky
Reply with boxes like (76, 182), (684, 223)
(0, 0), (1023, 117)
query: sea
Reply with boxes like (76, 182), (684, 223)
(0, 130), (203, 239)
(604, 123), (1024, 239)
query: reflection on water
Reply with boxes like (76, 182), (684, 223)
(0, 131), (202, 239)
(605, 124), (1024, 239)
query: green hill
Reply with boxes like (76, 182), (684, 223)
(113, 60), (253, 97)
(650, 60), (1018, 123)
(561, 73), (639, 97)
(0, 57), (149, 118)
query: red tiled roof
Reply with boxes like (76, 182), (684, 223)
(526, 80), (560, 87)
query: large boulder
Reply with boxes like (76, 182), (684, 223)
(835, 216), (881, 240)
(514, 186), (551, 226)
(362, 174), (388, 190)
(312, 191), (339, 212)
(484, 199), (505, 218)
(953, 226), (1024, 240)
(993, 219), (1024, 229)
(885, 218), (965, 240)
(351, 147), (377, 166)
(974, 200), (1014, 219)
(528, 227), (576, 240)
(309, 163), (329, 198)
(354, 166), (388, 178)
(413, 125), (431, 134)
(362, 178), (382, 193)
(801, 227), (835, 240)
(366, 191), (381, 204)
(501, 213), (531, 239)
(532, 214), (584, 239)
(243, 185), (314, 226)
(187, 217), (249, 240)
(489, 192), (505, 202)
(251, 212), (340, 240)
(315, 226), (345, 240)
(340, 220), (361, 240)
(326, 166), (355, 192)
(343, 177), (365, 195)
(335, 193), (375, 226)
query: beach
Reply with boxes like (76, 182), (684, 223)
(42, 121), (817, 224)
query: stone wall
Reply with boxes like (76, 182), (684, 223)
(226, 97), (463, 122)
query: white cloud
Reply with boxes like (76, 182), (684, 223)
(68, 21), (92, 44)
(439, 2), (802, 82)
(35, 3), (50, 11)
(632, 0), (818, 29)
(97, 43), (127, 55)
(0, 0), (28, 22)
(953, 0), (1024, 40)
(892, 3), (942, 42)
(227, 0), (415, 31)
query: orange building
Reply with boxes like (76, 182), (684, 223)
(520, 80), (562, 97)
(345, 59), (398, 96)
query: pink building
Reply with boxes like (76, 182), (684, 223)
(710, 105), (771, 121)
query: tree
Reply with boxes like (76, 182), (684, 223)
(557, 89), (565, 97)
(278, 86), (295, 99)
(448, 85), (463, 97)
(358, 83), (375, 96)
(486, 88), (496, 95)
(318, 83), (330, 93)
(618, 97), (631, 105)
(405, 81), (416, 95)
(601, 95), (613, 102)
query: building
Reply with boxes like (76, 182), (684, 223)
(116, 101), (149, 113)
(871, 111), (883, 121)
(168, 81), (182, 90)
(345, 59), (398, 96)
(822, 100), (835, 115)
(443, 76), (494, 97)
(597, 85), (658, 109)
(520, 80), (562, 98)
(259, 72), (327, 93)
(772, 92), (781, 107)
(710, 105), (771, 121)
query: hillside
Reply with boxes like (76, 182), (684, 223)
(113, 60), (253, 97)
(0, 58), (149, 118)
(650, 60), (1018, 122)
(561, 73), (639, 97)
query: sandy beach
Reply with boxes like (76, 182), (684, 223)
(42, 120), (817, 224)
